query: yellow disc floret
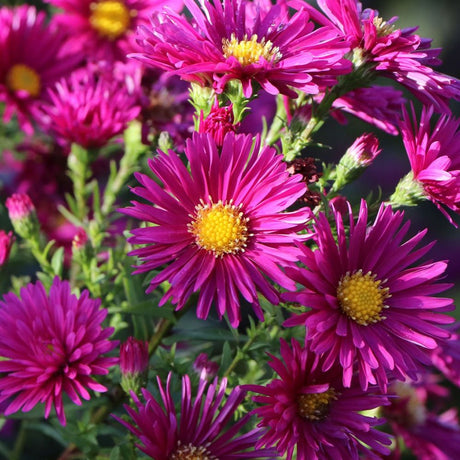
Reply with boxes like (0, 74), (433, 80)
(297, 388), (338, 421)
(188, 199), (249, 258)
(89, 1), (132, 40)
(222, 33), (281, 66)
(5, 64), (41, 97)
(337, 269), (390, 326)
(170, 442), (215, 460)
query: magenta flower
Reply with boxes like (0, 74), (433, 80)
(0, 5), (78, 134)
(122, 132), (311, 327)
(309, 0), (460, 112)
(399, 104), (460, 224)
(245, 339), (392, 460)
(384, 380), (460, 460)
(0, 230), (14, 266)
(114, 373), (276, 459)
(331, 85), (405, 135)
(0, 277), (118, 425)
(40, 64), (141, 148)
(45, 0), (182, 62)
(133, 0), (351, 97)
(283, 200), (455, 391)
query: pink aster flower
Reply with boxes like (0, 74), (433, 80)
(398, 104), (460, 224)
(0, 5), (79, 135)
(39, 64), (141, 148)
(114, 373), (276, 459)
(283, 200), (455, 391)
(331, 85), (405, 135)
(0, 230), (14, 266)
(122, 132), (311, 327)
(0, 277), (118, 425)
(133, 0), (351, 98)
(245, 339), (392, 460)
(306, 0), (460, 112)
(383, 380), (460, 460)
(45, 0), (183, 62)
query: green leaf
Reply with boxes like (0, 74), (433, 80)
(51, 247), (64, 277)
(220, 341), (233, 371)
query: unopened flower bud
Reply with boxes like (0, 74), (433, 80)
(0, 230), (15, 266)
(120, 337), (149, 395)
(193, 353), (219, 380)
(332, 133), (381, 192)
(5, 193), (39, 239)
(199, 100), (238, 147)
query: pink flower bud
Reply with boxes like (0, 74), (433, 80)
(5, 193), (35, 222)
(199, 100), (237, 147)
(120, 337), (149, 376)
(347, 133), (381, 167)
(193, 352), (218, 379)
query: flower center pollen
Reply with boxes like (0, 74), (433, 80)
(169, 442), (216, 460)
(222, 33), (281, 66)
(89, 1), (132, 40)
(297, 388), (338, 421)
(188, 200), (249, 258)
(337, 269), (389, 326)
(6, 64), (41, 97)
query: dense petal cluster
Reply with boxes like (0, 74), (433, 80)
(122, 132), (311, 327)
(114, 373), (276, 459)
(0, 5), (78, 134)
(283, 200), (455, 390)
(309, 0), (460, 112)
(133, 0), (351, 97)
(245, 339), (392, 460)
(0, 277), (118, 425)
(45, 0), (182, 62)
(40, 64), (141, 148)
(400, 104), (460, 224)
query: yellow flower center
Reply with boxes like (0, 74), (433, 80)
(297, 388), (338, 421)
(89, 1), (132, 40)
(5, 64), (41, 97)
(188, 200), (249, 258)
(222, 33), (281, 66)
(337, 270), (390, 326)
(169, 442), (215, 460)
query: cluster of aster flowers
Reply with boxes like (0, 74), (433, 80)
(0, 0), (459, 458)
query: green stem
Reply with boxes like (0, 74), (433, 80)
(223, 332), (258, 378)
(11, 421), (26, 460)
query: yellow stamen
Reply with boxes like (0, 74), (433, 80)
(337, 269), (390, 326)
(89, 1), (132, 40)
(373, 16), (395, 37)
(222, 33), (281, 66)
(297, 388), (338, 421)
(188, 199), (249, 258)
(170, 442), (215, 460)
(5, 64), (41, 97)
